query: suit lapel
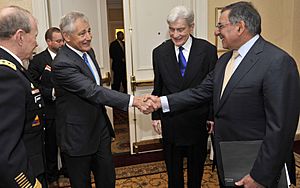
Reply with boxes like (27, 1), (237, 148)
(41, 50), (53, 73)
(164, 41), (183, 84)
(216, 38), (264, 113)
(182, 38), (205, 88)
(214, 52), (231, 107)
(63, 46), (96, 82)
(44, 50), (53, 66)
(87, 50), (102, 85)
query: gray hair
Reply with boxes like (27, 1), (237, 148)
(59, 11), (89, 34)
(0, 6), (32, 39)
(222, 1), (261, 35)
(167, 6), (194, 26)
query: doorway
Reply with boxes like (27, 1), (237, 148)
(106, 0), (131, 155)
(122, 0), (209, 155)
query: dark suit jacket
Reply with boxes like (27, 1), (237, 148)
(52, 45), (130, 156)
(166, 37), (300, 187)
(0, 48), (44, 187)
(151, 37), (217, 145)
(28, 49), (56, 119)
(109, 39), (125, 71)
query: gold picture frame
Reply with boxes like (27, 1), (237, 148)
(215, 7), (228, 53)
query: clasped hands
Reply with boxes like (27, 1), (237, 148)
(133, 94), (161, 114)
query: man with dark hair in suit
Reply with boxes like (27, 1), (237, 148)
(151, 5), (217, 188)
(145, 1), (300, 188)
(109, 31), (127, 93)
(28, 27), (65, 187)
(52, 11), (153, 188)
(0, 5), (44, 187)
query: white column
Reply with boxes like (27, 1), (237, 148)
(31, 0), (49, 53)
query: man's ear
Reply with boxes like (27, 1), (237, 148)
(62, 32), (70, 43)
(14, 29), (25, 46)
(237, 20), (246, 34)
(46, 38), (52, 45)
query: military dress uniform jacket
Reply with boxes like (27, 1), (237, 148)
(0, 48), (44, 187)
(28, 49), (56, 119)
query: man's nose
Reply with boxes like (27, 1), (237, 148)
(214, 29), (220, 37)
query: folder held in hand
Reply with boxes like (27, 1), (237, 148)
(219, 140), (289, 187)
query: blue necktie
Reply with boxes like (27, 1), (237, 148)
(82, 53), (97, 80)
(178, 46), (187, 76)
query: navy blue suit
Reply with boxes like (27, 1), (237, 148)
(53, 45), (130, 188)
(166, 37), (300, 187)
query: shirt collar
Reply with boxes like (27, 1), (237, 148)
(237, 34), (260, 58)
(175, 35), (192, 51)
(0, 46), (23, 66)
(66, 43), (85, 58)
(47, 48), (57, 60)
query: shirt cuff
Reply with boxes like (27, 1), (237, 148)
(129, 95), (134, 107)
(161, 96), (170, 113)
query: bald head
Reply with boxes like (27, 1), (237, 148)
(0, 6), (38, 61)
(0, 6), (34, 40)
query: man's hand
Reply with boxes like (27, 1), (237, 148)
(133, 95), (157, 114)
(152, 120), (162, 134)
(143, 94), (161, 110)
(235, 174), (265, 188)
(206, 121), (214, 134)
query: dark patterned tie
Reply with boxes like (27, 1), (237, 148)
(178, 46), (187, 76)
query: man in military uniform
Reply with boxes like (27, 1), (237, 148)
(28, 27), (66, 187)
(0, 5), (45, 187)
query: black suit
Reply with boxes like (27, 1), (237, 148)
(28, 49), (63, 183)
(166, 36), (300, 187)
(152, 37), (217, 187)
(109, 39), (127, 92)
(0, 48), (45, 187)
(52, 45), (130, 188)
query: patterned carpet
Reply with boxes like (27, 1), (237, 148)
(112, 123), (130, 154)
(56, 111), (300, 187)
(55, 153), (299, 187)
(115, 158), (218, 188)
(111, 109), (130, 154)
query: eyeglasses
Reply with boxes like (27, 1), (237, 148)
(215, 22), (231, 30)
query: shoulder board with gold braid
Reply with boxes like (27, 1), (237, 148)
(14, 172), (42, 188)
(0, 59), (17, 71)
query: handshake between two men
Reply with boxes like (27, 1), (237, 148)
(133, 95), (162, 114)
